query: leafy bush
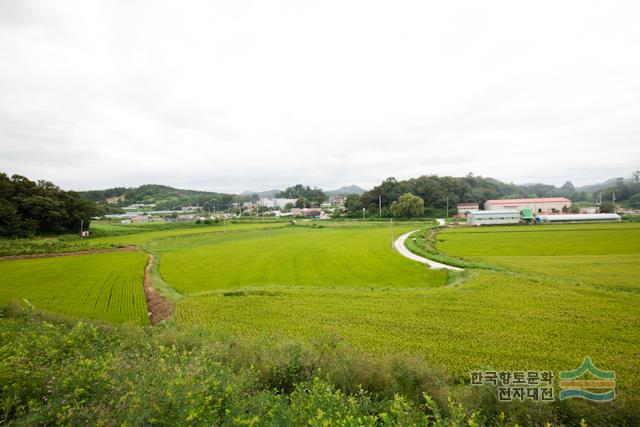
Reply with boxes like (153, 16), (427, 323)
(1, 305), (636, 426)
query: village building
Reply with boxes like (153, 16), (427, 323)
(456, 203), (479, 217)
(484, 197), (571, 214)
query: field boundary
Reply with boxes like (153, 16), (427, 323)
(142, 253), (172, 325)
(403, 229), (506, 271)
(394, 230), (463, 271)
(0, 246), (137, 262)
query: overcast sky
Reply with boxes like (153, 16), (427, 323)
(1, 1), (639, 193)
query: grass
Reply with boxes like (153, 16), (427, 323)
(170, 221), (640, 402)
(158, 224), (447, 294)
(88, 220), (288, 246)
(0, 236), (115, 257)
(175, 270), (640, 394)
(436, 222), (640, 292)
(0, 251), (149, 324)
(437, 223), (640, 256)
(470, 255), (640, 293)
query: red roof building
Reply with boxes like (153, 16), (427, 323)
(484, 197), (571, 214)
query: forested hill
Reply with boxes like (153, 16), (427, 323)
(80, 171), (640, 214)
(80, 184), (240, 210)
(358, 172), (640, 215)
(0, 173), (97, 238)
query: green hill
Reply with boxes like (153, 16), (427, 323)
(80, 184), (240, 210)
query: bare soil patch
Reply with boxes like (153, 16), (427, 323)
(143, 254), (172, 325)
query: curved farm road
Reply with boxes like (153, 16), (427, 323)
(394, 230), (463, 271)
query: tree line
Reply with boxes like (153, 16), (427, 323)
(0, 173), (98, 238)
(276, 185), (327, 208)
(343, 171), (640, 218)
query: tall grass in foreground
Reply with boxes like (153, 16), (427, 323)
(1, 305), (637, 426)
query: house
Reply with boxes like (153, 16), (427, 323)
(291, 208), (321, 218)
(484, 197), (571, 214)
(329, 195), (346, 206)
(303, 208), (322, 218)
(457, 203), (479, 217)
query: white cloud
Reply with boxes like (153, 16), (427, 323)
(0, 0), (639, 192)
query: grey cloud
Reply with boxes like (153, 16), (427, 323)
(0, 0), (639, 192)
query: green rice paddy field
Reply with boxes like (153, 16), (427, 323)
(1, 220), (639, 397)
(168, 222), (640, 394)
(0, 251), (149, 324)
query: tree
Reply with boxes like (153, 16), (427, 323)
(632, 170), (640, 184)
(277, 185), (326, 206)
(390, 193), (424, 218)
(628, 193), (640, 209)
(560, 181), (575, 196)
(344, 194), (363, 216)
(599, 201), (615, 213)
(0, 172), (98, 238)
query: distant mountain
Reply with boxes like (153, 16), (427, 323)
(80, 184), (237, 210)
(240, 189), (281, 198)
(241, 185), (366, 198)
(326, 185), (366, 196)
(576, 178), (628, 194)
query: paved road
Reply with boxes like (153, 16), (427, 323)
(393, 230), (464, 271)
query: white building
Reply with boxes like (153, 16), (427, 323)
(468, 210), (521, 226)
(258, 198), (298, 209)
(536, 213), (621, 223)
(484, 197), (571, 214)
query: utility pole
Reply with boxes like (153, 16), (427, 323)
(390, 218), (394, 249)
(79, 219), (84, 239)
(446, 195), (449, 218)
(379, 194), (382, 218)
(613, 192), (616, 213)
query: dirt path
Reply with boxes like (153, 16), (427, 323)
(143, 253), (172, 326)
(394, 230), (463, 271)
(0, 246), (138, 262)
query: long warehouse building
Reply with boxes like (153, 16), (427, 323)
(484, 197), (571, 214)
(467, 210), (521, 225)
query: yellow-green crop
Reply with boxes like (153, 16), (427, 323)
(0, 251), (149, 324)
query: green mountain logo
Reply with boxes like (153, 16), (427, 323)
(559, 357), (615, 401)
